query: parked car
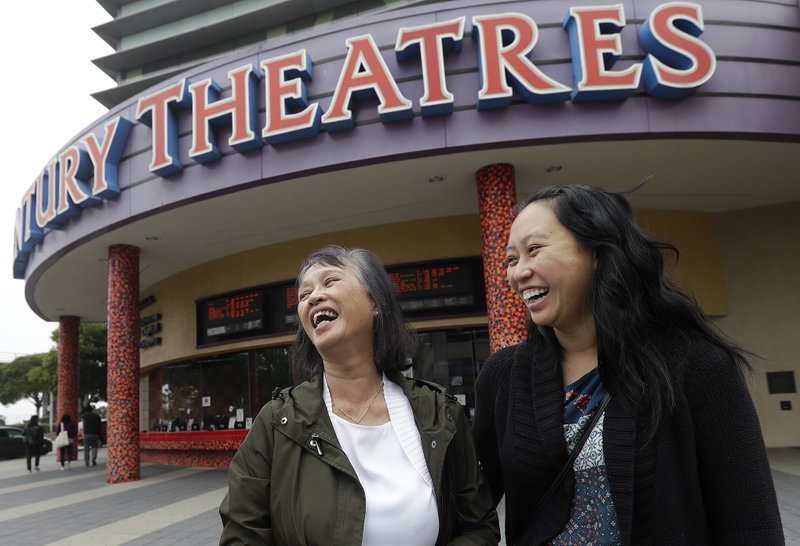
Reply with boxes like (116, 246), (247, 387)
(0, 426), (53, 459)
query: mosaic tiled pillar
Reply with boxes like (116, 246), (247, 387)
(57, 315), (80, 463)
(476, 163), (528, 353)
(107, 244), (141, 483)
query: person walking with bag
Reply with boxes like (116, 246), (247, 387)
(473, 184), (783, 544)
(22, 415), (44, 472)
(54, 414), (77, 470)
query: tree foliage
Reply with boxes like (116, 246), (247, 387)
(50, 323), (108, 408)
(0, 323), (108, 417)
(0, 353), (51, 414)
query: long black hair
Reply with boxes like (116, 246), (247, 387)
(521, 184), (747, 441)
(291, 245), (416, 383)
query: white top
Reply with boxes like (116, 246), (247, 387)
(324, 375), (439, 546)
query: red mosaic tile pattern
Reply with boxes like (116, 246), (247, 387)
(476, 163), (527, 353)
(140, 449), (237, 468)
(140, 431), (248, 443)
(107, 244), (141, 484)
(139, 431), (247, 467)
(57, 316), (80, 463)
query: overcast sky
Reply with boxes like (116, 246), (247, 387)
(0, 1), (114, 422)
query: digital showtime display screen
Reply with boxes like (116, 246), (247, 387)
(197, 280), (301, 345)
(204, 291), (263, 336)
(388, 260), (484, 316)
(197, 257), (485, 346)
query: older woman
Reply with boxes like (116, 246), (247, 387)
(220, 245), (499, 545)
(474, 184), (783, 545)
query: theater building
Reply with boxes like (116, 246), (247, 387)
(13, 0), (800, 482)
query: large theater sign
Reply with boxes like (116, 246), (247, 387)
(13, 2), (717, 279)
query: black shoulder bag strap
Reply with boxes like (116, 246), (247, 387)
(527, 392), (612, 525)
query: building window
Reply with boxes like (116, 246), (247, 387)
(411, 328), (490, 420)
(147, 326), (491, 431)
(148, 347), (292, 431)
(766, 371), (797, 394)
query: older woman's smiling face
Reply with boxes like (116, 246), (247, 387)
(297, 262), (377, 358)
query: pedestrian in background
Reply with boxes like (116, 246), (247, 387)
(22, 415), (44, 472)
(55, 414), (77, 470)
(81, 405), (102, 467)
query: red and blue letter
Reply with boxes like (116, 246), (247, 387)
(563, 5), (642, 101)
(321, 35), (412, 131)
(190, 64), (262, 162)
(136, 79), (191, 176)
(395, 17), (466, 117)
(640, 2), (715, 99)
(262, 50), (322, 144)
(81, 117), (134, 199)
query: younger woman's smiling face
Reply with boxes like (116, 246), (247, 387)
(297, 262), (377, 358)
(505, 200), (596, 338)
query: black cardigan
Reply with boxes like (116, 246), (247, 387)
(473, 338), (784, 545)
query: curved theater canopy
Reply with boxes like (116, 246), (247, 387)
(12, 0), (800, 321)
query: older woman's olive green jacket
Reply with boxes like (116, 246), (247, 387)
(219, 369), (500, 545)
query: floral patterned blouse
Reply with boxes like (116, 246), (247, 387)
(548, 367), (620, 546)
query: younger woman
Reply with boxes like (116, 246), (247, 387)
(474, 184), (783, 544)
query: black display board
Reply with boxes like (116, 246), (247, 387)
(197, 283), (295, 346)
(389, 258), (485, 317)
(197, 257), (485, 346)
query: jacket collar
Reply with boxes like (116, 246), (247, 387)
(511, 341), (569, 476)
(272, 368), (456, 447)
(387, 368), (455, 438)
(273, 372), (334, 444)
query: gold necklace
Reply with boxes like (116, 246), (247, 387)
(330, 379), (384, 424)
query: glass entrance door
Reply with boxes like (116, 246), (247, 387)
(411, 327), (490, 420)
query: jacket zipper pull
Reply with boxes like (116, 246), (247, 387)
(309, 433), (324, 456)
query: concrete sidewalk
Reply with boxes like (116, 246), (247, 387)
(0, 448), (227, 545)
(0, 447), (798, 545)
